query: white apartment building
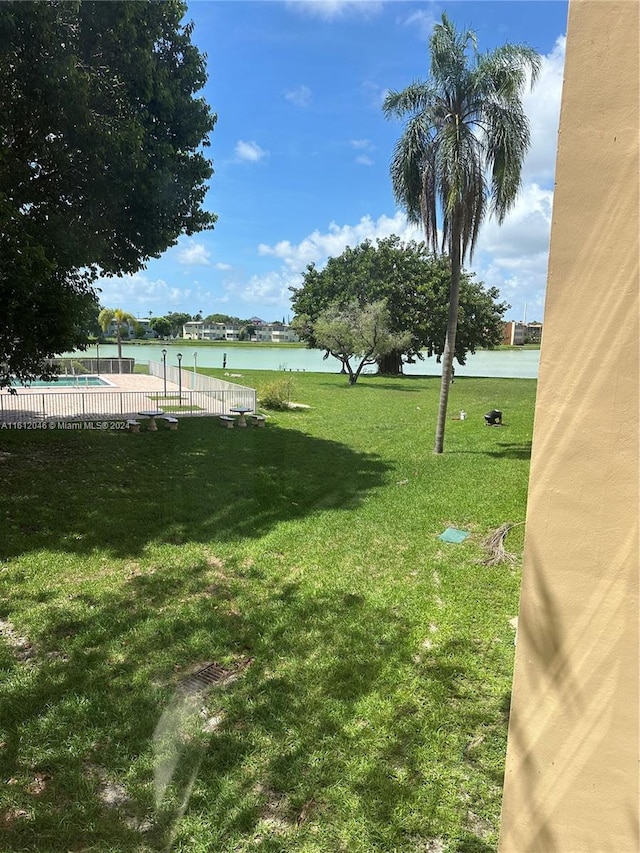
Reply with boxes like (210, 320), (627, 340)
(183, 319), (298, 343)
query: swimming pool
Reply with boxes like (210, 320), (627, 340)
(20, 376), (113, 388)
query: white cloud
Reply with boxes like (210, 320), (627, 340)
(177, 241), (211, 266)
(217, 213), (422, 314)
(350, 138), (373, 150)
(285, 85), (312, 107)
(351, 139), (375, 163)
(473, 183), (554, 319)
(522, 35), (565, 185)
(224, 270), (299, 307)
(469, 37), (565, 319)
(214, 262), (232, 271)
(258, 212), (423, 273)
(94, 273), (188, 311)
(480, 184), (554, 259)
(250, 175), (554, 319)
(361, 80), (390, 109)
(285, 0), (382, 21)
(234, 140), (269, 162)
(399, 8), (437, 40)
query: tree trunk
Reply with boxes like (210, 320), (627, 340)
(434, 233), (461, 454)
(377, 349), (404, 375)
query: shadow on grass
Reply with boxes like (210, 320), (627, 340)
(0, 418), (391, 559)
(0, 567), (509, 851)
(316, 375), (440, 392)
(485, 441), (532, 460)
(452, 441), (532, 460)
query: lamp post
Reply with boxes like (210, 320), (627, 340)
(177, 352), (182, 403)
(162, 348), (167, 397)
(96, 340), (100, 375)
(193, 352), (197, 390)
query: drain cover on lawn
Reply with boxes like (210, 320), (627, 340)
(438, 527), (470, 543)
(178, 659), (252, 695)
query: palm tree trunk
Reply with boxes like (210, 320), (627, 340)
(433, 232), (462, 454)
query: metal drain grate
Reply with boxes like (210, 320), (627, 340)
(178, 658), (252, 695)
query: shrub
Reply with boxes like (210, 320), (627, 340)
(259, 377), (295, 410)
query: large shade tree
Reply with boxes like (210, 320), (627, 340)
(0, 1), (216, 387)
(291, 235), (508, 374)
(383, 13), (539, 453)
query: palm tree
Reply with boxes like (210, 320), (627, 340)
(383, 13), (540, 453)
(98, 307), (136, 359)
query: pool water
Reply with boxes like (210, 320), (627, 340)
(21, 375), (111, 388)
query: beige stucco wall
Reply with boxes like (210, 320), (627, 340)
(498, 1), (639, 850)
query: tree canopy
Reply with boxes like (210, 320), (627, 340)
(383, 12), (539, 451)
(149, 316), (172, 339)
(0, 0), (216, 387)
(204, 313), (242, 325)
(311, 300), (411, 385)
(290, 235), (508, 374)
(163, 312), (193, 337)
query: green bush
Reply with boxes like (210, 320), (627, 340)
(258, 377), (296, 410)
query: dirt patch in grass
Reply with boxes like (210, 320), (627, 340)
(0, 618), (36, 661)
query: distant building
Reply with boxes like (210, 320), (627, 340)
(134, 318), (157, 339)
(503, 321), (543, 346)
(182, 320), (298, 343)
(525, 323), (543, 343)
(503, 321), (525, 346)
(105, 317), (157, 339)
(267, 322), (299, 343)
(182, 321), (226, 340)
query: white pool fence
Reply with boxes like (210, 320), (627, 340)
(0, 362), (256, 424)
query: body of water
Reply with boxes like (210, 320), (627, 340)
(68, 343), (539, 379)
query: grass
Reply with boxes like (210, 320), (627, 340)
(0, 371), (536, 852)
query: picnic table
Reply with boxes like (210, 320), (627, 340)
(229, 406), (252, 427)
(138, 409), (164, 431)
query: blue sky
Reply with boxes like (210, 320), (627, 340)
(96, 0), (569, 323)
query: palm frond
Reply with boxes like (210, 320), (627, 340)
(434, 120), (486, 259)
(430, 12), (477, 86)
(382, 81), (435, 118)
(482, 100), (530, 221)
(420, 146), (439, 252)
(389, 113), (432, 226)
(477, 44), (541, 96)
(481, 523), (522, 566)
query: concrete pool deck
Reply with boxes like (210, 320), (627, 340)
(1, 371), (256, 424)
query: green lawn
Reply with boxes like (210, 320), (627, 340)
(0, 372), (536, 852)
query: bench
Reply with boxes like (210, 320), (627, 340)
(161, 416), (179, 431)
(127, 419), (141, 433)
(219, 415), (236, 428)
(248, 414), (266, 427)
